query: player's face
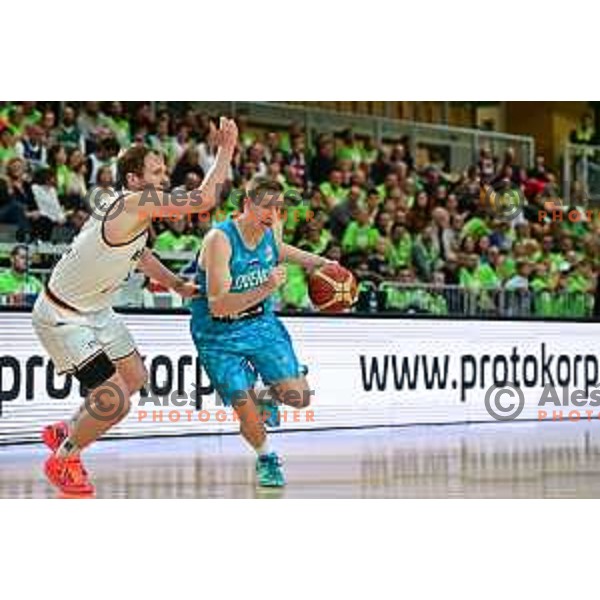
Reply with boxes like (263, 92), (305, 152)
(248, 191), (282, 230)
(141, 153), (168, 191)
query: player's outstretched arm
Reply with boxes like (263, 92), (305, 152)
(279, 244), (335, 273)
(136, 117), (238, 220)
(137, 248), (198, 297)
(205, 229), (286, 318)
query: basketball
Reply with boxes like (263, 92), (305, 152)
(308, 263), (358, 313)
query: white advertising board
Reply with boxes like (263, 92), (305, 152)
(1, 312), (599, 443)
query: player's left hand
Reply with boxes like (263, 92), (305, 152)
(321, 259), (340, 269)
(174, 281), (199, 298)
(309, 259), (338, 275)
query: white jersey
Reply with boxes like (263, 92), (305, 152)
(48, 192), (147, 313)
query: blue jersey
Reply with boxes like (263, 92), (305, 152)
(189, 218), (302, 404)
(190, 218), (279, 333)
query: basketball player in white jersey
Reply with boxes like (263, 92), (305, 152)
(32, 117), (238, 495)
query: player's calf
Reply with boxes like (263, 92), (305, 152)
(56, 369), (132, 456)
(232, 393), (286, 487)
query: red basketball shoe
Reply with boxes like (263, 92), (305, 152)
(41, 421), (69, 452)
(44, 454), (95, 496)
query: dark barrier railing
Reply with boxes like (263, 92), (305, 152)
(355, 281), (595, 319)
(0, 242), (595, 319)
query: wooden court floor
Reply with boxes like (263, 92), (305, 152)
(1, 421), (600, 498)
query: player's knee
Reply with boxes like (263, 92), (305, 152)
(293, 377), (312, 408)
(277, 378), (312, 409)
(298, 385), (313, 409)
(117, 356), (148, 395)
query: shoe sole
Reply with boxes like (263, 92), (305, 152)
(43, 460), (95, 496)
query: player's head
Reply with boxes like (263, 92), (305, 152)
(118, 146), (167, 192)
(243, 177), (284, 230)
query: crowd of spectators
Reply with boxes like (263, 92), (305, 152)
(0, 101), (598, 316)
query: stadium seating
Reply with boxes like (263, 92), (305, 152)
(0, 101), (596, 318)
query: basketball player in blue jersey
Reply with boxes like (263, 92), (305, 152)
(190, 177), (333, 487)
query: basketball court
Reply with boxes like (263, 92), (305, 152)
(2, 419), (599, 498)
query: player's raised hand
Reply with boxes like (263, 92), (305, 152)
(217, 117), (238, 155)
(267, 265), (287, 291)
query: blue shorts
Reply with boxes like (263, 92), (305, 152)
(190, 314), (302, 406)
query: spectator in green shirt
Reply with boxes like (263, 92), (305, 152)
(297, 220), (332, 255)
(22, 102), (42, 128)
(390, 224), (413, 270)
(376, 173), (399, 203)
(0, 125), (18, 171)
(0, 245), (43, 303)
(530, 262), (556, 317)
(336, 129), (362, 167)
(460, 215), (491, 241)
(476, 259), (501, 289)
(558, 261), (594, 315)
(551, 267), (595, 318)
(458, 253), (481, 290)
(384, 268), (447, 315)
(319, 169), (348, 209)
(342, 209), (379, 255)
(55, 105), (84, 152)
(483, 246), (507, 284)
(279, 262), (310, 311)
(48, 145), (70, 198)
(153, 219), (202, 271)
(459, 253), (502, 313)
(103, 101), (132, 149)
(412, 226), (441, 282)
(6, 105), (26, 137)
(361, 136), (378, 166)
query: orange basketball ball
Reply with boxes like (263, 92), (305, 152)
(308, 263), (358, 313)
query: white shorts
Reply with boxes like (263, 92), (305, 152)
(32, 292), (137, 375)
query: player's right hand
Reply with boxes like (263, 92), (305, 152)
(267, 266), (287, 290)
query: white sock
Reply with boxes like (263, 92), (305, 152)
(56, 437), (79, 458)
(256, 439), (272, 458)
